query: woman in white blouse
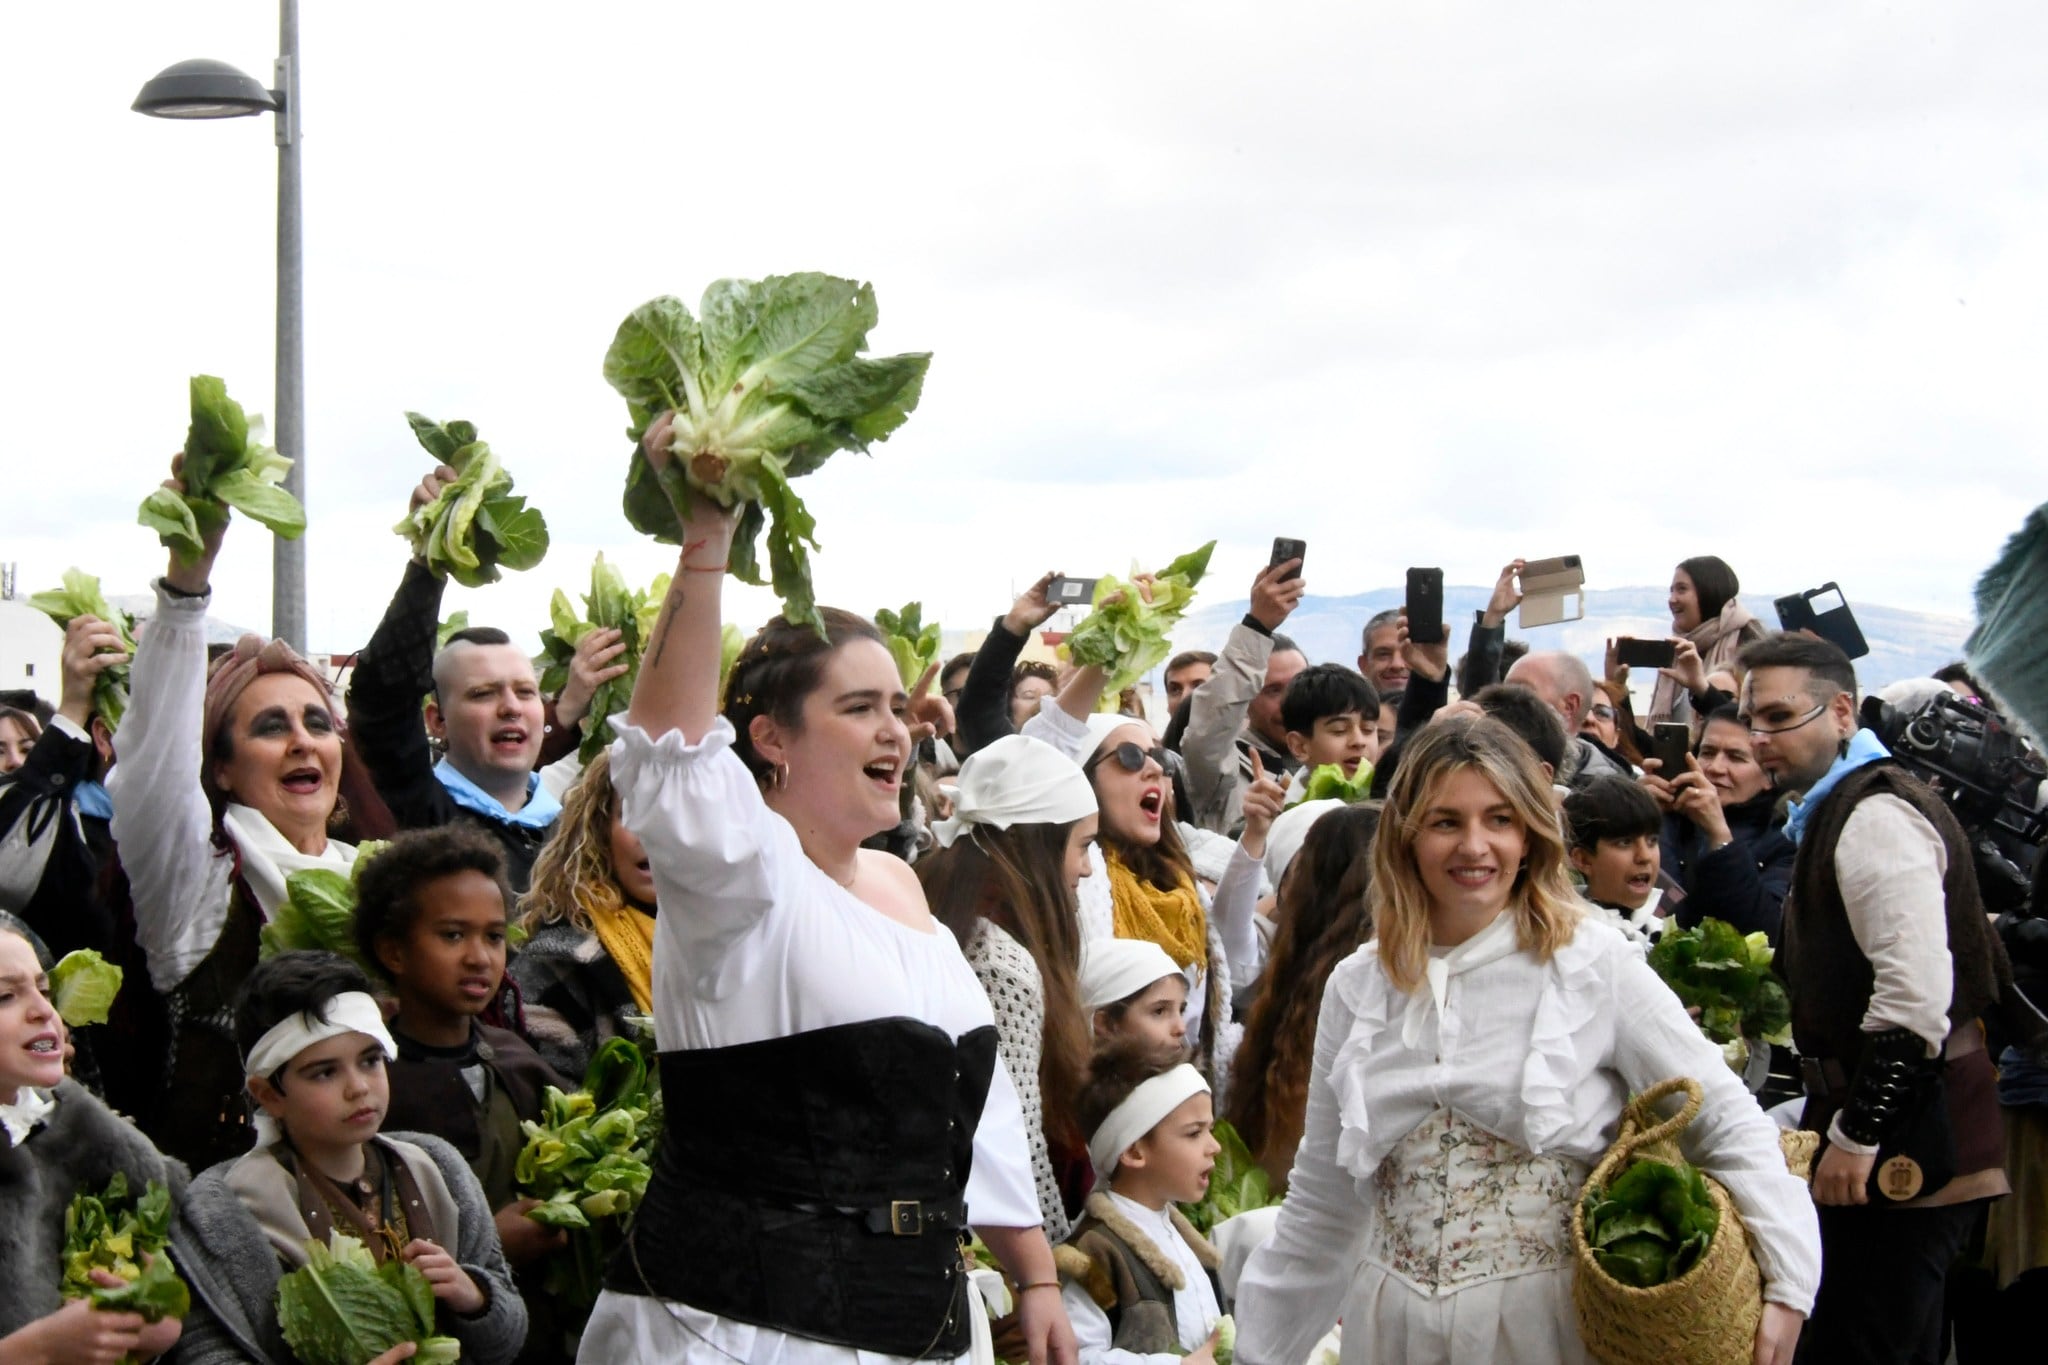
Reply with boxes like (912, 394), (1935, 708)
(108, 456), (392, 1171)
(576, 415), (1076, 1365)
(1234, 714), (1820, 1365)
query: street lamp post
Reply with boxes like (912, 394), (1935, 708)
(133, 0), (307, 651)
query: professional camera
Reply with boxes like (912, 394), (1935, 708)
(1861, 690), (2046, 912)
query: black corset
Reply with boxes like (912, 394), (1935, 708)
(608, 1016), (1000, 1358)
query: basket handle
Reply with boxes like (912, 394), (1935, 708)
(1609, 1077), (1704, 1167)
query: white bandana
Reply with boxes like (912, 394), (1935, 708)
(1079, 937), (1183, 1011)
(243, 991), (397, 1149)
(931, 736), (1097, 848)
(223, 803), (357, 918)
(1087, 1063), (1210, 1178)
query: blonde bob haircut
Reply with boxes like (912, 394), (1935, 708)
(1370, 714), (1582, 993)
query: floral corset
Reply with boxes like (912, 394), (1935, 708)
(1362, 1107), (1588, 1296)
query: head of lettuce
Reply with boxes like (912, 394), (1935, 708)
(603, 273), (928, 635)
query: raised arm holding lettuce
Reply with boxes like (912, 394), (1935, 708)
(579, 273), (1076, 1365)
(346, 418), (565, 892)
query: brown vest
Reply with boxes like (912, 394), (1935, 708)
(1781, 761), (2029, 1185)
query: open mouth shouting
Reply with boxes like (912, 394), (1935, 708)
(1137, 786), (1165, 823)
(862, 756), (901, 793)
(489, 724), (530, 757)
(1625, 871), (1656, 897)
(279, 766), (326, 797)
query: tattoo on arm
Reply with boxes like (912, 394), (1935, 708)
(648, 581), (686, 668)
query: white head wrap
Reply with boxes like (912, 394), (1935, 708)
(1086, 1062), (1210, 1178)
(1873, 677), (1953, 716)
(931, 736), (1097, 849)
(1263, 798), (1344, 890)
(1079, 937), (1183, 1011)
(243, 991), (398, 1149)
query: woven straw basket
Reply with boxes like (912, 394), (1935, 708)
(1571, 1077), (1810, 1365)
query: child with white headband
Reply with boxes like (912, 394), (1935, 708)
(169, 950), (526, 1365)
(1054, 1043), (1225, 1365)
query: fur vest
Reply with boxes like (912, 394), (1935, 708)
(1053, 1191), (1221, 1355)
(0, 1079), (189, 1339)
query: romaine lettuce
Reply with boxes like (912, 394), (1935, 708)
(275, 1232), (459, 1365)
(137, 376), (304, 563)
(26, 568), (138, 731)
(1062, 541), (1216, 706)
(64, 1172), (191, 1325)
(874, 602), (942, 691)
(603, 274), (929, 635)
(394, 413), (550, 588)
(535, 556), (673, 763)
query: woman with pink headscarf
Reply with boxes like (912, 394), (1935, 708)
(108, 458), (390, 1170)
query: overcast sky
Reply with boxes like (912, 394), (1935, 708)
(6, 2), (2044, 653)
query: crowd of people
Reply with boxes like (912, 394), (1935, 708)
(1, 427), (2043, 1365)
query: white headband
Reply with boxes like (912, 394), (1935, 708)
(244, 991), (398, 1149)
(1078, 937), (1184, 1011)
(932, 735), (1097, 849)
(1087, 1063), (1210, 1178)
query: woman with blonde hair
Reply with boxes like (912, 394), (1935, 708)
(1234, 714), (1819, 1365)
(512, 748), (657, 1078)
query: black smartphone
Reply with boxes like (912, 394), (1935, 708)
(1405, 567), (1445, 645)
(1269, 537), (1307, 583)
(1775, 582), (1869, 660)
(1651, 722), (1692, 779)
(1045, 576), (1099, 607)
(1615, 637), (1677, 669)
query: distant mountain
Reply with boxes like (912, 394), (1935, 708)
(1172, 585), (1971, 693)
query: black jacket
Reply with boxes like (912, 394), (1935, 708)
(956, 616), (1030, 757)
(346, 560), (553, 890)
(1660, 786), (1794, 943)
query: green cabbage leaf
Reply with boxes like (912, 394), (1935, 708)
(137, 376), (304, 563)
(1291, 762), (1376, 809)
(275, 1231), (460, 1365)
(26, 568), (138, 731)
(1581, 1152), (1721, 1288)
(1646, 916), (1793, 1053)
(394, 413), (550, 588)
(49, 949), (123, 1028)
(259, 841), (388, 974)
(1062, 541), (1216, 706)
(603, 273), (929, 635)
(1177, 1119), (1280, 1235)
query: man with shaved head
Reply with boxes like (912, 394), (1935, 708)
(1505, 649), (1631, 789)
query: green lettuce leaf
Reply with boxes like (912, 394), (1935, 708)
(534, 556), (673, 762)
(1062, 541), (1217, 706)
(48, 949), (123, 1027)
(138, 376), (305, 562)
(26, 568), (138, 732)
(394, 412), (551, 588)
(603, 274), (929, 635)
(1647, 915), (1795, 1052)
(276, 1232), (448, 1365)
(873, 602), (942, 691)
(258, 842), (388, 974)
(1176, 1119), (1280, 1235)
(88, 1250), (190, 1323)
(1293, 761), (1376, 808)
(64, 1174), (190, 1325)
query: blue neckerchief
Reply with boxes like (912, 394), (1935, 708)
(433, 759), (562, 830)
(1783, 729), (1891, 846)
(74, 780), (113, 822)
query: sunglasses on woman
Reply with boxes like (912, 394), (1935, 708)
(1084, 741), (1169, 777)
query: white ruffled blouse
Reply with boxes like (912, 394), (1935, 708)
(1233, 913), (1821, 1365)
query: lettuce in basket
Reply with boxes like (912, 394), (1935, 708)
(1062, 541), (1216, 706)
(137, 376), (304, 563)
(603, 273), (929, 635)
(1581, 1155), (1720, 1288)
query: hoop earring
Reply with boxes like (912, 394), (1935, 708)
(773, 763), (790, 791)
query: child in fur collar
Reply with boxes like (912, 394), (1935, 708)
(1054, 1041), (1224, 1365)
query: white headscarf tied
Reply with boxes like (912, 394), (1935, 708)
(1079, 937), (1184, 1011)
(1086, 1063), (1210, 1178)
(931, 736), (1097, 849)
(243, 991), (398, 1149)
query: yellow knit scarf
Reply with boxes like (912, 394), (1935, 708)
(1107, 856), (1209, 969)
(585, 899), (656, 1015)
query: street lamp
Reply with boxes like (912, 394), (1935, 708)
(133, 1), (307, 651)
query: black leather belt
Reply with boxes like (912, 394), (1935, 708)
(1800, 1026), (1984, 1099)
(788, 1195), (968, 1237)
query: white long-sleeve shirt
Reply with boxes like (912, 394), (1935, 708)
(578, 716), (1039, 1365)
(1234, 913), (1822, 1365)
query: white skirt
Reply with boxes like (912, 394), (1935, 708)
(577, 1291), (972, 1365)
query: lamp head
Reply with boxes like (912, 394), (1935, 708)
(133, 58), (278, 119)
